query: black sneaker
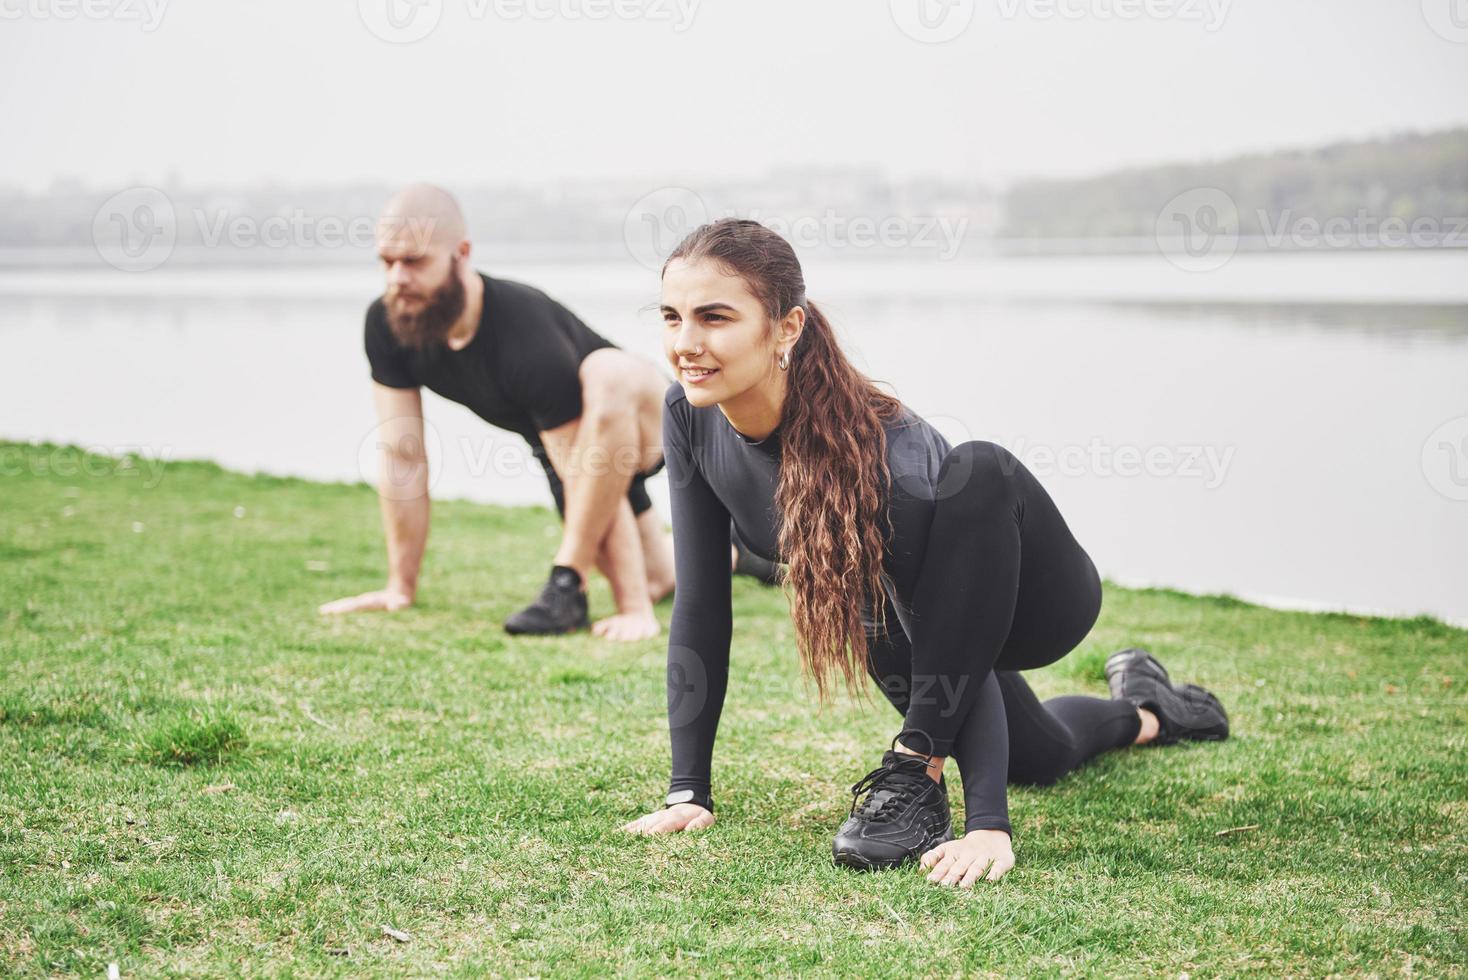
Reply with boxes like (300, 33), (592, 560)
(504, 565), (589, 635)
(832, 729), (953, 871)
(1105, 647), (1229, 745)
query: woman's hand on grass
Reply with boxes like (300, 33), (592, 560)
(317, 587), (413, 615)
(919, 829), (1014, 887)
(622, 803), (715, 834)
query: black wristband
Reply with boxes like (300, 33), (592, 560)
(664, 789), (714, 813)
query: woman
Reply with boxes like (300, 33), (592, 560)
(622, 220), (1229, 887)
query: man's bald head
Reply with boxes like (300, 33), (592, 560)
(376, 184), (473, 350)
(376, 183), (468, 256)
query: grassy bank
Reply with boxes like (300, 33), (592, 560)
(2, 442), (1464, 977)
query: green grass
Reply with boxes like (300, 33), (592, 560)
(1, 441), (1464, 977)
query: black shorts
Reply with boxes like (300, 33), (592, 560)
(532, 446), (666, 520)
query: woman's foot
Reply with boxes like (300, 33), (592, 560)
(1105, 648), (1229, 744)
(832, 729), (953, 871)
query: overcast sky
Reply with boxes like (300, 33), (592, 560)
(3, 0), (1466, 193)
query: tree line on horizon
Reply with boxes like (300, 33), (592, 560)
(999, 127), (1468, 241)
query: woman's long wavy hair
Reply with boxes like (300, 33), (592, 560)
(664, 219), (905, 697)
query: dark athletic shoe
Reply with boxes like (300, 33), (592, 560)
(832, 729), (953, 871)
(1105, 647), (1229, 745)
(504, 565), (589, 635)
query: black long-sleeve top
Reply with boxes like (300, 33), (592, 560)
(662, 381), (1010, 826)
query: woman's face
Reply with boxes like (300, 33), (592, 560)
(661, 257), (779, 408)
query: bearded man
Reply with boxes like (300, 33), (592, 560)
(318, 184), (775, 640)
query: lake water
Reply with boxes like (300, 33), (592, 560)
(2, 250), (1465, 625)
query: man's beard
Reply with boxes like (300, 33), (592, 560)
(385, 260), (468, 351)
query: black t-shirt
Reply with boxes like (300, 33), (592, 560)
(364, 273), (616, 443)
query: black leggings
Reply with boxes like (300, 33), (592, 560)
(865, 440), (1141, 835)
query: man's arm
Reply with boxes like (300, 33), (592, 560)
(319, 383), (429, 614)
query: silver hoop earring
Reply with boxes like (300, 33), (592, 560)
(778, 349), (790, 371)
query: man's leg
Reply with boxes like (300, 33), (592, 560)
(634, 507), (675, 604)
(506, 349), (668, 638)
(550, 349), (665, 582)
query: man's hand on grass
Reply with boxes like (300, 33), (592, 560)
(919, 828), (1015, 887)
(317, 587), (414, 615)
(622, 803), (714, 834)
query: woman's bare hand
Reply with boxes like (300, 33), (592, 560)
(919, 829), (1015, 887)
(621, 803), (715, 834)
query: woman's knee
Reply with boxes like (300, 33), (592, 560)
(935, 440), (1023, 510)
